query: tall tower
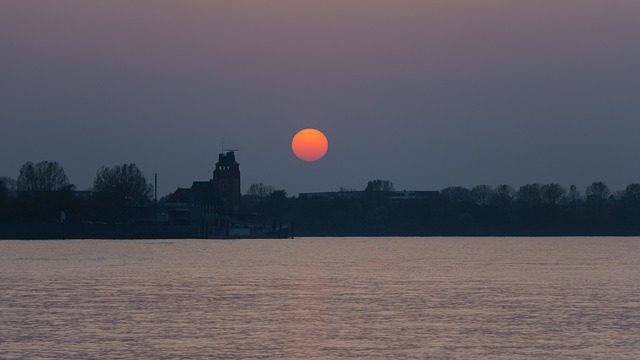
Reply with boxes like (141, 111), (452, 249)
(213, 151), (241, 214)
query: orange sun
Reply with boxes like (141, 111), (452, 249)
(292, 128), (329, 162)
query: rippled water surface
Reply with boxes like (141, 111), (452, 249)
(1, 237), (640, 359)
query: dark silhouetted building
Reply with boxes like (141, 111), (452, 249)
(213, 151), (241, 214)
(164, 151), (243, 236)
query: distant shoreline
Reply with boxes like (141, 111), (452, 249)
(3, 223), (640, 240)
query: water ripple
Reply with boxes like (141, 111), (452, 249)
(1, 237), (639, 359)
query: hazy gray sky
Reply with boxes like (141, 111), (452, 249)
(2, 1), (639, 196)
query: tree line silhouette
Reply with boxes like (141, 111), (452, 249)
(243, 180), (640, 236)
(2, 161), (640, 236)
(0, 161), (152, 224)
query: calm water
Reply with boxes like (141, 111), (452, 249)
(1, 237), (639, 359)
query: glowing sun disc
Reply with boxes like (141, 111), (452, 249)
(292, 128), (329, 162)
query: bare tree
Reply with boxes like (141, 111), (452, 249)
(440, 186), (471, 202)
(0, 177), (17, 192)
(568, 184), (582, 204)
(247, 183), (275, 197)
(93, 164), (153, 208)
(541, 183), (567, 205)
(365, 179), (395, 192)
(0, 180), (7, 200)
(622, 183), (640, 201)
(585, 181), (611, 203)
(471, 185), (493, 205)
(491, 184), (515, 205)
(17, 161), (70, 191)
(516, 184), (542, 205)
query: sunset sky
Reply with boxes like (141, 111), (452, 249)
(2, 1), (639, 196)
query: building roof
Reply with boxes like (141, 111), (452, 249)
(167, 181), (217, 206)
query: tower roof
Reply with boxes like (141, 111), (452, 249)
(216, 151), (238, 165)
